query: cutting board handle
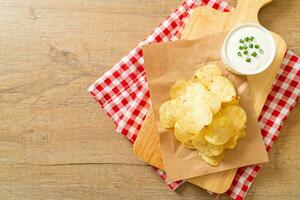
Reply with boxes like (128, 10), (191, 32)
(234, 0), (273, 23)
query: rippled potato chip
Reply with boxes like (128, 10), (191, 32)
(174, 122), (195, 143)
(170, 80), (207, 100)
(222, 96), (240, 107)
(179, 83), (207, 104)
(159, 99), (183, 128)
(184, 140), (196, 150)
(225, 131), (240, 149)
(199, 152), (225, 166)
(209, 76), (237, 102)
(192, 128), (224, 157)
(223, 105), (247, 130)
(171, 80), (221, 115)
(160, 64), (247, 166)
(213, 109), (223, 119)
(183, 84), (221, 115)
(204, 117), (236, 145)
(194, 64), (222, 88)
(177, 98), (213, 134)
(239, 129), (246, 139)
(201, 91), (222, 114)
(183, 82), (207, 99)
(170, 80), (189, 99)
(226, 129), (247, 149)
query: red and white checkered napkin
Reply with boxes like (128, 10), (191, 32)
(88, 0), (300, 199)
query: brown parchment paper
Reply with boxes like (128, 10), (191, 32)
(142, 32), (269, 182)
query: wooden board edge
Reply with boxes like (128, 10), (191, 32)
(187, 168), (237, 194)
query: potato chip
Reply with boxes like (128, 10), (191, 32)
(199, 152), (225, 166)
(223, 105), (247, 130)
(174, 122), (195, 143)
(177, 98), (213, 134)
(209, 76), (237, 102)
(192, 128), (224, 157)
(238, 129), (246, 139)
(222, 96), (240, 107)
(194, 64), (222, 88)
(170, 80), (207, 100)
(184, 140), (196, 150)
(159, 99), (183, 128)
(171, 80), (221, 114)
(161, 66), (247, 167)
(226, 128), (246, 149)
(201, 91), (221, 114)
(225, 131), (240, 149)
(213, 109), (223, 119)
(181, 83), (221, 114)
(170, 80), (189, 99)
(204, 117), (236, 145)
(181, 82), (207, 100)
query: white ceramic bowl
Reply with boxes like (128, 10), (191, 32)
(222, 23), (276, 75)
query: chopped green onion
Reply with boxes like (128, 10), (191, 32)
(251, 52), (257, 57)
(237, 37), (263, 63)
(259, 49), (264, 54)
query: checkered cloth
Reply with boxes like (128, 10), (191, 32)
(88, 0), (300, 199)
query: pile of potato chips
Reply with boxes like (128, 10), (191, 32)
(159, 64), (247, 166)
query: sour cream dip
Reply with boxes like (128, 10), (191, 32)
(222, 23), (276, 75)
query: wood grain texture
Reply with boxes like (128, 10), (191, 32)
(133, 0), (286, 193)
(0, 0), (299, 199)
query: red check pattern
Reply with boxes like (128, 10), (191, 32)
(88, 0), (300, 199)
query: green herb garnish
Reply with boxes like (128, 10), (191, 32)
(259, 49), (264, 54)
(236, 36), (263, 63)
(251, 52), (257, 57)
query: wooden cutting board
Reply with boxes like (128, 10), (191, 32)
(133, 0), (286, 194)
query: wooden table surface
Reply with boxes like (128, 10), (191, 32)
(0, 0), (299, 199)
